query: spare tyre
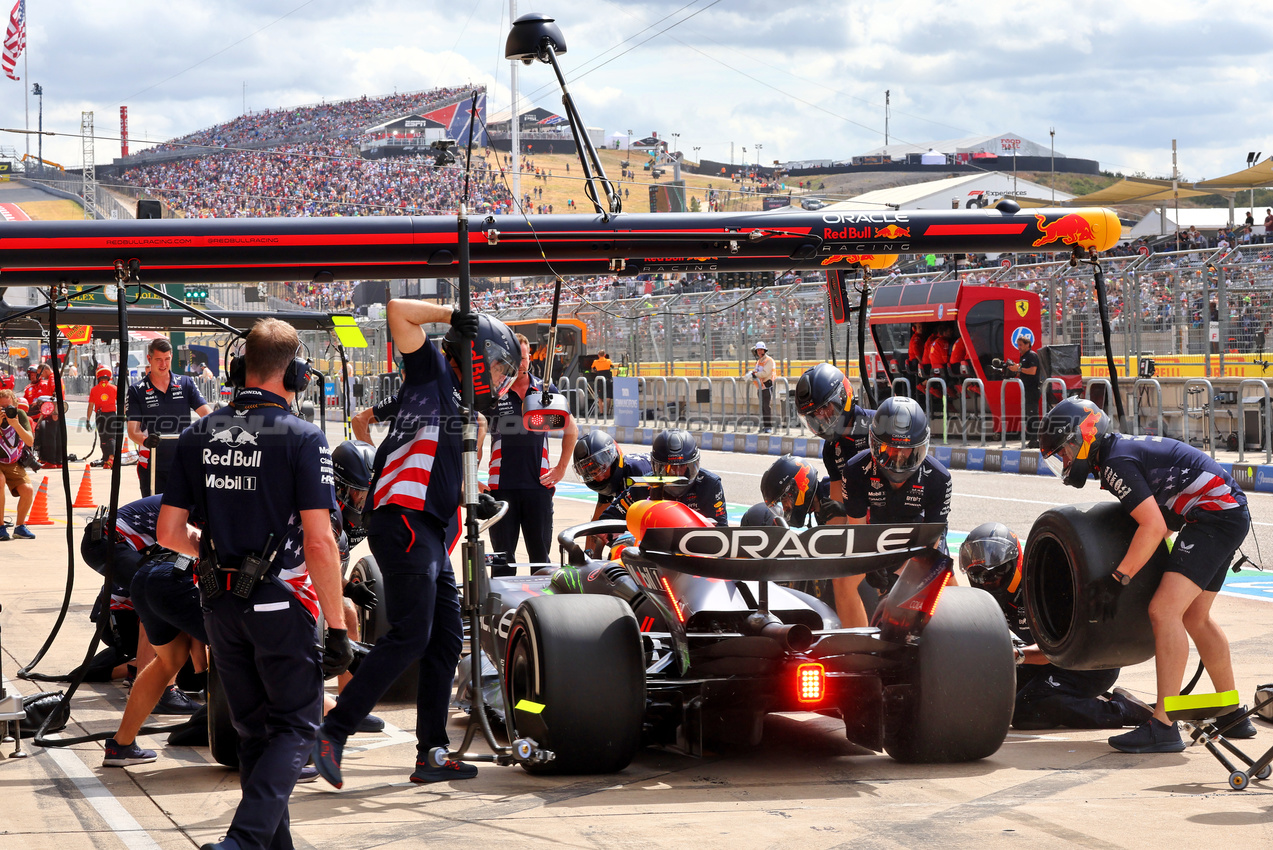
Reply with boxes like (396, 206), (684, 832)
(1023, 501), (1168, 670)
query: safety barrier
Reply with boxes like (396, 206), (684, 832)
(1083, 378), (1116, 421)
(891, 377), (912, 400)
(1042, 377), (1069, 416)
(773, 375), (793, 435)
(1182, 378), (1216, 459)
(959, 377), (987, 445)
(1237, 379), (1272, 464)
(999, 377), (1026, 449)
(1132, 378), (1164, 438)
(924, 377), (949, 444)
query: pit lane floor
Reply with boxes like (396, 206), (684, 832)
(0, 431), (1270, 850)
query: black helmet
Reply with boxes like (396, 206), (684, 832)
(760, 454), (820, 527)
(795, 363), (854, 439)
(651, 429), (700, 497)
(1038, 397), (1111, 488)
(331, 439), (376, 544)
(441, 314), (520, 414)
(959, 522), (1022, 594)
(741, 502), (784, 527)
(573, 430), (624, 495)
(869, 396), (929, 485)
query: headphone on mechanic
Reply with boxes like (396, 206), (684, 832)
(227, 336), (311, 394)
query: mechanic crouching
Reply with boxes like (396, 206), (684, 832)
(959, 523), (1153, 731)
(600, 429), (728, 527)
(157, 318), (351, 850)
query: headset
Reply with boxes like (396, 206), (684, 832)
(227, 338), (311, 394)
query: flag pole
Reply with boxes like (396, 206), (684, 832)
(22, 0), (28, 163)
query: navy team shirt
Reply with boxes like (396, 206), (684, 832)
(164, 387), (337, 618)
(601, 468), (729, 527)
(487, 375), (556, 490)
(366, 340), (462, 528)
(1098, 435), (1247, 531)
(842, 450), (952, 551)
(128, 373), (208, 468)
(822, 405), (875, 484)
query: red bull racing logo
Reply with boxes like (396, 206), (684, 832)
(875, 225), (911, 240)
(1032, 213), (1096, 248)
(1076, 408), (1101, 459)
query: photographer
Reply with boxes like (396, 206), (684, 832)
(0, 387), (37, 540)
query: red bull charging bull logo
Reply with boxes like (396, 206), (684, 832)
(875, 225), (911, 240)
(1032, 213), (1097, 248)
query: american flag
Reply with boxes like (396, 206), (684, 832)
(1, 0), (24, 82)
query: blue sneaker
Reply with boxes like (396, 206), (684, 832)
(297, 764), (319, 784)
(312, 725), (345, 789)
(103, 738), (157, 767)
(1215, 706), (1258, 739)
(0, 526), (10, 542)
(12, 525), (34, 539)
(1109, 718), (1185, 753)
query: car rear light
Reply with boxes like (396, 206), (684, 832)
(659, 575), (686, 624)
(901, 570), (949, 620)
(796, 662), (825, 704)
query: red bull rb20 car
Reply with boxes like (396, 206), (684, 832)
(447, 503), (1016, 774)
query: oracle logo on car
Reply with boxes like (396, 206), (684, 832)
(673, 525), (919, 560)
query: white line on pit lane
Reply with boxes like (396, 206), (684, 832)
(3, 677), (162, 850)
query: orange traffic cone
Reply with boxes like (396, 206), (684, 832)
(73, 464), (97, 509)
(26, 476), (54, 525)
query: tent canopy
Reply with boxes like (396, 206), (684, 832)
(1193, 159), (1273, 190)
(1067, 177), (1215, 205)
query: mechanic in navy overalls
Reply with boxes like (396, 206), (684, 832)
(128, 338), (211, 496)
(484, 332), (578, 568)
(1038, 398), (1256, 755)
(601, 429), (728, 526)
(841, 396), (953, 620)
(314, 301), (519, 787)
(959, 522), (1153, 732)
(158, 319), (349, 850)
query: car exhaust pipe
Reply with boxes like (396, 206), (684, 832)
(743, 613), (814, 652)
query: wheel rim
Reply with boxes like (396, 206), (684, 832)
(506, 624), (549, 744)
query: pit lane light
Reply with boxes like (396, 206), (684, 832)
(796, 663), (825, 704)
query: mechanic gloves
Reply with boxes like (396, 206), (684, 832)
(1087, 575), (1122, 624)
(450, 308), (479, 340)
(143, 433), (161, 449)
(343, 577), (377, 613)
(475, 492), (502, 521)
(321, 627), (355, 678)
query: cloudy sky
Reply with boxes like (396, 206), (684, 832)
(2, 0), (1268, 181)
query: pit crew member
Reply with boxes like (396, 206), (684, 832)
(960, 522), (1153, 731)
(1038, 398), (1256, 754)
(128, 338), (212, 496)
(86, 365), (120, 468)
(573, 430), (652, 555)
(158, 318), (349, 850)
(314, 301), (518, 787)
(600, 429), (728, 527)
(485, 332), (578, 567)
(840, 396), (952, 625)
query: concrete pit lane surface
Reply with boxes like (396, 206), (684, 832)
(1, 430), (1271, 850)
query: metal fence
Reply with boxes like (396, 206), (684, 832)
(20, 173), (136, 221)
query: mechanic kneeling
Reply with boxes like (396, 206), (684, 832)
(600, 429), (728, 527)
(157, 318), (350, 850)
(960, 522), (1152, 731)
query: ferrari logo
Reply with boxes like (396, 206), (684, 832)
(1015, 300), (1029, 318)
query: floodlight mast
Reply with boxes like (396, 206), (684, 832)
(505, 12), (621, 219)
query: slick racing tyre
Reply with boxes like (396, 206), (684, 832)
(348, 555), (418, 702)
(1023, 502), (1167, 670)
(884, 587), (1014, 763)
(504, 595), (644, 774)
(207, 657), (239, 768)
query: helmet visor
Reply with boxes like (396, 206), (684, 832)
(802, 400), (843, 438)
(487, 347), (518, 398)
(959, 538), (1016, 575)
(573, 443), (619, 482)
(1041, 436), (1080, 481)
(653, 459), (698, 494)
(870, 434), (928, 480)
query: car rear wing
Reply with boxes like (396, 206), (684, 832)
(631, 523), (947, 582)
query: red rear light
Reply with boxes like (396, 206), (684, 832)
(796, 662), (825, 704)
(659, 575), (686, 624)
(900, 570), (950, 619)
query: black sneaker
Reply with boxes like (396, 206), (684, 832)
(312, 725), (345, 789)
(1109, 718), (1185, 753)
(153, 685), (200, 715)
(103, 737), (157, 767)
(1215, 705), (1258, 739)
(1110, 687), (1155, 726)
(410, 758), (478, 783)
(355, 713), (385, 734)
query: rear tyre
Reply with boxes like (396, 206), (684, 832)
(207, 658), (239, 768)
(504, 595), (644, 774)
(349, 555), (418, 703)
(884, 587), (1015, 763)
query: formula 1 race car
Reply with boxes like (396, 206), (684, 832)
(354, 498), (1016, 775)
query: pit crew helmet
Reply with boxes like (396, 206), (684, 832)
(1038, 397), (1111, 489)
(795, 363), (854, 440)
(651, 429), (700, 497)
(868, 396), (930, 485)
(331, 439), (376, 544)
(95, 365), (112, 381)
(741, 502), (784, 527)
(572, 430), (623, 495)
(441, 313), (520, 414)
(760, 454), (820, 527)
(959, 522), (1022, 594)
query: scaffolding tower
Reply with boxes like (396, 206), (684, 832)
(81, 111), (96, 221)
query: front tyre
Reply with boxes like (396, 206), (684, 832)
(504, 595), (644, 774)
